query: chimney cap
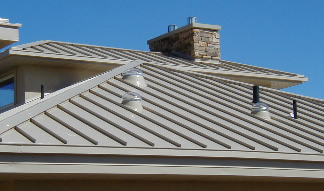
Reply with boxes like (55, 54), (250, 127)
(0, 18), (9, 24)
(148, 23), (221, 44)
(187, 17), (198, 24)
(168, 24), (178, 32)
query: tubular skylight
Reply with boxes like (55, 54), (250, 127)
(121, 92), (143, 112)
(122, 68), (147, 88)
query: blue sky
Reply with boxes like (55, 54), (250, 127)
(1, 0), (323, 99)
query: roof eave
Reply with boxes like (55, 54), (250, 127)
(2, 48), (131, 64)
(0, 49), (132, 74)
(153, 63), (308, 89)
(1, 144), (324, 181)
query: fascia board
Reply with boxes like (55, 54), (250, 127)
(157, 64), (308, 82)
(0, 163), (324, 181)
(1, 145), (323, 162)
(0, 23), (22, 28)
(0, 60), (144, 133)
(7, 49), (131, 65)
(221, 59), (306, 78)
(0, 145), (324, 180)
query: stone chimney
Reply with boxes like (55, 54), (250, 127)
(147, 19), (221, 63)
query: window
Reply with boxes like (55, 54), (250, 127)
(0, 74), (15, 109)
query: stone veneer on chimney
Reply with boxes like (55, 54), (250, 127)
(147, 23), (221, 62)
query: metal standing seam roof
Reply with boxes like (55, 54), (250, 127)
(1, 40), (307, 81)
(0, 60), (323, 155)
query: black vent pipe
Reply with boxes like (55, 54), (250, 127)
(293, 100), (298, 119)
(253, 85), (260, 103)
(41, 85), (44, 99)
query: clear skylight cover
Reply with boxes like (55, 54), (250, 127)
(122, 92), (142, 101)
(123, 68), (144, 76)
(252, 102), (270, 112)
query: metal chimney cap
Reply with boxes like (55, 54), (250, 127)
(187, 17), (198, 24)
(0, 18), (9, 24)
(168, 25), (178, 32)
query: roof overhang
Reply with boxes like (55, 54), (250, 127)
(0, 144), (323, 182)
(207, 73), (307, 89)
(155, 63), (308, 89)
(0, 22), (22, 49)
(0, 48), (130, 73)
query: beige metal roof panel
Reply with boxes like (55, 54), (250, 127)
(71, 94), (171, 147)
(109, 74), (318, 152)
(0, 61), (323, 155)
(60, 99), (148, 147)
(98, 83), (245, 150)
(16, 121), (62, 144)
(47, 105), (122, 146)
(32, 113), (93, 145)
(93, 87), (228, 148)
(78, 92), (182, 148)
(1, 128), (31, 144)
(178, 70), (323, 128)
(135, 67), (320, 153)
(107, 80), (279, 151)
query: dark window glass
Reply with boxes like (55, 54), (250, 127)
(0, 78), (14, 108)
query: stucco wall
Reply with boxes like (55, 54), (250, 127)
(15, 65), (110, 104)
(1, 180), (323, 191)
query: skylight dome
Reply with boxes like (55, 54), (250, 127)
(252, 102), (270, 112)
(123, 68), (144, 76)
(122, 68), (147, 88)
(121, 92), (143, 112)
(251, 102), (271, 120)
(122, 92), (142, 102)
